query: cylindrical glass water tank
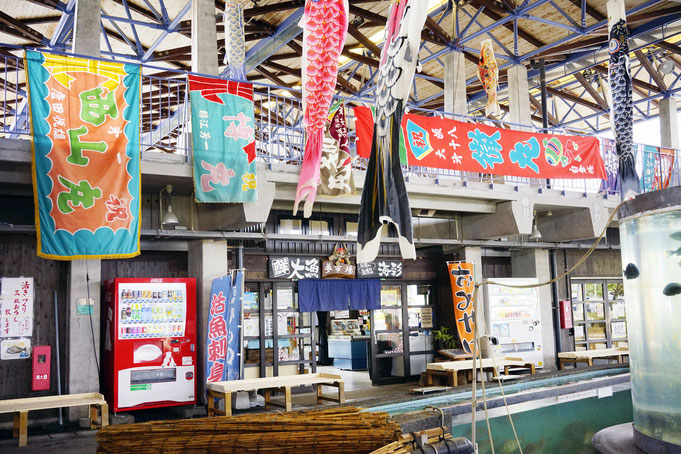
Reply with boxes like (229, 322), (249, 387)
(619, 187), (681, 452)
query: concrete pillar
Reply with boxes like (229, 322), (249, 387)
(510, 249), (557, 370)
(191, 0), (219, 75)
(659, 97), (680, 149)
(67, 0), (102, 421)
(66, 260), (101, 419)
(507, 64), (532, 129)
(188, 240), (228, 404)
(72, 0), (101, 56)
(444, 51), (468, 115)
(463, 247), (487, 338)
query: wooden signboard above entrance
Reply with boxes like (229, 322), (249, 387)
(356, 260), (403, 279)
(268, 256), (320, 279)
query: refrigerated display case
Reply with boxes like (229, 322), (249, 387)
(102, 278), (197, 412)
(485, 278), (543, 367)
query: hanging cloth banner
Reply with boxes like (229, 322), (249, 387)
(206, 274), (232, 383)
(642, 145), (675, 192)
(293, 0), (349, 217)
(318, 103), (355, 196)
(357, 0), (427, 264)
(189, 75), (257, 203)
(223, 0), (247, 80)
(448, 262), (475, 354)
(478, 39), (500, 117)
(354, 106), (606, 180)
(600, 138), (620, 194)
(226, 271), (243, 381)
(25, 51), (141, 260)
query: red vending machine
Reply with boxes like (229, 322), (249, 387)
(102, 278), (197, 412)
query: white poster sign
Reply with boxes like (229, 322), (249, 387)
(1, 338), (31, 359)
(0, 277), (34, 338)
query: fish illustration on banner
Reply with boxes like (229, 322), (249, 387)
(608, 18), (639, 198)
(206, 275), (231, 383)
(478, 39), (499, 117)
(223, 0), (246, 80)
(318, 102), (355, 196)
(357, 0), (426, 263)
(25, 51), (141, 260)
(448, 262), (475, 354)
(354, 106), (606, 180)
(293, 0), (349, 217)
(189, 75), (257, 202)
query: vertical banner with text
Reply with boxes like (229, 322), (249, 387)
(206, 275), (231, 383)
(448, 262), (475, 353)
(26, 51), (141, 259)
(189, 75), (257, 203)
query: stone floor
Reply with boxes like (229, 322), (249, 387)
(0, 366), (419, 453)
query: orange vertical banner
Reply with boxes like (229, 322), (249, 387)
(448, 262), (475, 353)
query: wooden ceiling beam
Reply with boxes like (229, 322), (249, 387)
(22, 15), (61, 25)
(536, 35), (606, 58)
(656, 40), (681, 56)
(348, 5), (446, 46)
(634, 49), (668, 92)
(573, 72), (609, 110)
(244, 1), (305, 19)
(528, 94), (557, 126)
(347, 24), (381, 57)
(0, 10), (45, 43)
(566, 0), (606, 22)
(468, 1), (545, 48)
(591, 64), (660, 94)
(546, 86), (604, 112)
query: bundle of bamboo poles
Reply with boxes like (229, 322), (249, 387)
(97, 407), (401, 454)
(370, 428), (451, 454)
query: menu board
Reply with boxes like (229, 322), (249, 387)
(0, 277), (34, 338)
(118, 282), (187, 340)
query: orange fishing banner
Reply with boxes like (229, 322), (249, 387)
(25, 51), (141, 260)
(448, 262), (475, 353)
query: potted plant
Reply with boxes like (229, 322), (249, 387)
(432, 326), (457, 351)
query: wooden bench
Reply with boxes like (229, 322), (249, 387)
(206, 373), (345, 417)
(558, 348), (629, 369)
(0, 392), (108, 447)
(426, 357), (536, 387)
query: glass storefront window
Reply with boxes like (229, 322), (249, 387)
(574, 325), (586, 342)
(407, 284), (430, 306)
(309, 220), (330, 236)
(584, 283), (603, 300)
(608, 282), (624, 301)
(571, 283), (582, 301)
(279, 219), (303, 235)
(585, 302), (605, 320)
(278, 311), (299, 335)
(375, 308), (401, 330)
(572, 303), (584, 322)
(408, 307), (433, 328)
(611, 321), (627, 339)
(587, 322), (607, 340)
(590, 342), (607, 350)
(376, 332), (403, 354)
(276, 286), (295, 310)
(346, 221), (358, 237)
(380, 286), (401, 307)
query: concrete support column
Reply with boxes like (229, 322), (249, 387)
(66, 260), (101, 419)
(72, 0), (101, 56)
(463, 247), (487, 338)
(511, 249), (557, 370)
(507, 64), (532, 129)
(67, 0), (102, 421)
(444, 51), (468, 115)
(659, 97), (680, 149)
(189, 240), (228, 404)
(191, 0), (218, 75)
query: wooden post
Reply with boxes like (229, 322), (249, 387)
(224, 392), (232, 417)
(283, 386), (292, 412)
(18, 411), (28, 447)
(13, 412), (19, 438)
(316, 384), (322, 405)
(90, 404), (99, 429)
(337, 381), (345, 404)
(264, 389), (271, 410)
(100, 403), (109, 426)
(207, 389), (215, 417)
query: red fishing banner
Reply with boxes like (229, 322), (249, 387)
(354, 107), (606, 180)
(448, 262), (475, 354)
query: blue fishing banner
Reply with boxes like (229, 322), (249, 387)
(188, 75), (257, 203)
(226, 271), (243, 381)
(25, 51), (141, 259)
(206, 275), (231, 383)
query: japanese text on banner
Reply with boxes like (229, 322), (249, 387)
(448, 262), (475, 354)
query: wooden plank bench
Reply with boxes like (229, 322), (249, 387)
(426, 357), (536, 387)
(558, 348), (629, 369)
(0, 392), (108, 447)
(206, 373), (345, 417)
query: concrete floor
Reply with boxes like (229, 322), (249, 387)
(0, 367), (419, 453)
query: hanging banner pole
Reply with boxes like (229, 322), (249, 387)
(447, 261), (476, 354)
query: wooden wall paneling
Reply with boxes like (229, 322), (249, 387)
(0, 234), (68, 424)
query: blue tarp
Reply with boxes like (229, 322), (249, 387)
(298, 279), (380, 312)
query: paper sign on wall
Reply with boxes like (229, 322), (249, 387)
(1, 277), (34, 338)
(1, 338), (31, 359)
